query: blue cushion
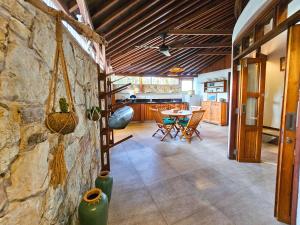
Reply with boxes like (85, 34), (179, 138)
(163, 118), (175, 125)
(179, 117), (189, 123)
(178, 120), (188, 127)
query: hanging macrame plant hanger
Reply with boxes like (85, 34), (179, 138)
(45, 15), (78, 188)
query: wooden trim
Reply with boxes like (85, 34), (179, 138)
(228, 63), (239, 159)
(276, 25), (300, 224)
(234, 0), (280, 44)
(263, 126), (280, 131)
(291, 89), (300, 225)
(234, 10), (300, 61)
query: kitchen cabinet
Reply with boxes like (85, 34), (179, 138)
(201, 101), (227, 126)
(127, 103), (188, 122)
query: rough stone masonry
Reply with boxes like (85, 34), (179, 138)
(0, 0), (102, 224)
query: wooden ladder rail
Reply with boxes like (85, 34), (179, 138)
(97, 67), (133, 171)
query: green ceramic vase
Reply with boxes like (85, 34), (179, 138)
(78, 188), (108, 225)
(95, 171), (113, 203)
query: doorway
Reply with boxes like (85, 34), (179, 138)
(234, 25), (300, 224)
(260, 31), (287, 165)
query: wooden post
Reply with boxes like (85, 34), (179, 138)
(276, 24), (300, 224)
(228, 62), (239, 159)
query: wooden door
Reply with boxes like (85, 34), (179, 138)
(237, 57), (266, 162)
(276, 25), (300, 224)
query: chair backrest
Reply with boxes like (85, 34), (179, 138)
(187, 110), (205, 129)
(191, 106), (201, 111)
(150, 108), (164, 124)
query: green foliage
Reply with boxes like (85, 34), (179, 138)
(90, 106), (101, 113)
(59, 98), (69, 113)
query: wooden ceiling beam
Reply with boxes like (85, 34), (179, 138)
(181, 55), (218, 71)
(137, 48), (208, 74)
(131, 49), (200, 73)
(167, 28), (233, 36)
(113, 32), (229, 71)
(76, 0), (93, 28)
(91, 1), (119, 21)
(105, 0), (161, 38)
(149, 52), (206, 74)
(107, 0), (184, 44)
(96, 0), (140, 32)
(108, 0), (207, 51)
(115, 72), (198, 78)
(162, 0), (231, 32)
(69, 3), (78, 13)
(115, 21), (232, 73)
(112, 16), (234, 67)
(119, 42), (199, 70)
(119, 35), (210, 70)
(108, 0), (229, 58)
(196, 50), (232, 55)
(52, 0), (70, 15)
(170, 42), (232, 49)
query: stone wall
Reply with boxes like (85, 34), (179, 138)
(0, 0), (102, 224)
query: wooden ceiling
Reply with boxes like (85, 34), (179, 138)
(60, 0), (236, 76)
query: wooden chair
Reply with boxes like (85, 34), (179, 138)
(151, 108), (176, 141)
(179, 110), (205, 143)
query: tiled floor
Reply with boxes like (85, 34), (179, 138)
(262, 142), (279, 165)
(108, 122), (284, 225)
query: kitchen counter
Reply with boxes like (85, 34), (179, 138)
(115, 101), (188, 121)
(116, 98), (184, 104)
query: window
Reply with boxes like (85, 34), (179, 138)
(181, 79), (193, 92)
(111, 76), (179, 85)
(43, 0), (96, 60)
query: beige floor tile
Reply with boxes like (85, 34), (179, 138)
(108, 188), (158, 224)
(109, 122), (284, 225)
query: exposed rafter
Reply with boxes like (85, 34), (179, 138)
(116, 72), (198, 78)
(61, 0), (235, 77)
(197, 51), (232, 55)
(167, 29), (233, 36)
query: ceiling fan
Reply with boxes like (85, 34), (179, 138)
(135, 33), (231, 57)
(135, 33), (172, 57)
(158, 33), (171, 57)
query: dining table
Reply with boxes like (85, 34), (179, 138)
(161, 109), (192, 118)
(160, 109), (192, 138)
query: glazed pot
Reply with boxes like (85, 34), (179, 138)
(108, 106), (133, 129)
(78, 188), (108, 225)
(95, 171), (113, 203)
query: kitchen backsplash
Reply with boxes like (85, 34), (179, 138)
(114, 84), (182, 100)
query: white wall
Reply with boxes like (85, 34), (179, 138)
(261, 31), (287, 129)
(195, 69), (230, 102)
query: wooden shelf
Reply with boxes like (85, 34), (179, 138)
(204, 80), (227, 93)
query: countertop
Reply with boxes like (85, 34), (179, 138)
(116, 99), (187, 104)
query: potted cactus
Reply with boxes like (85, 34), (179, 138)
(45, 97), (78, 135)
(87, 106), (101, 121)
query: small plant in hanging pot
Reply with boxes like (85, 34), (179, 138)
(45, 97), (79, 135)
(86, 106), (101, 121)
